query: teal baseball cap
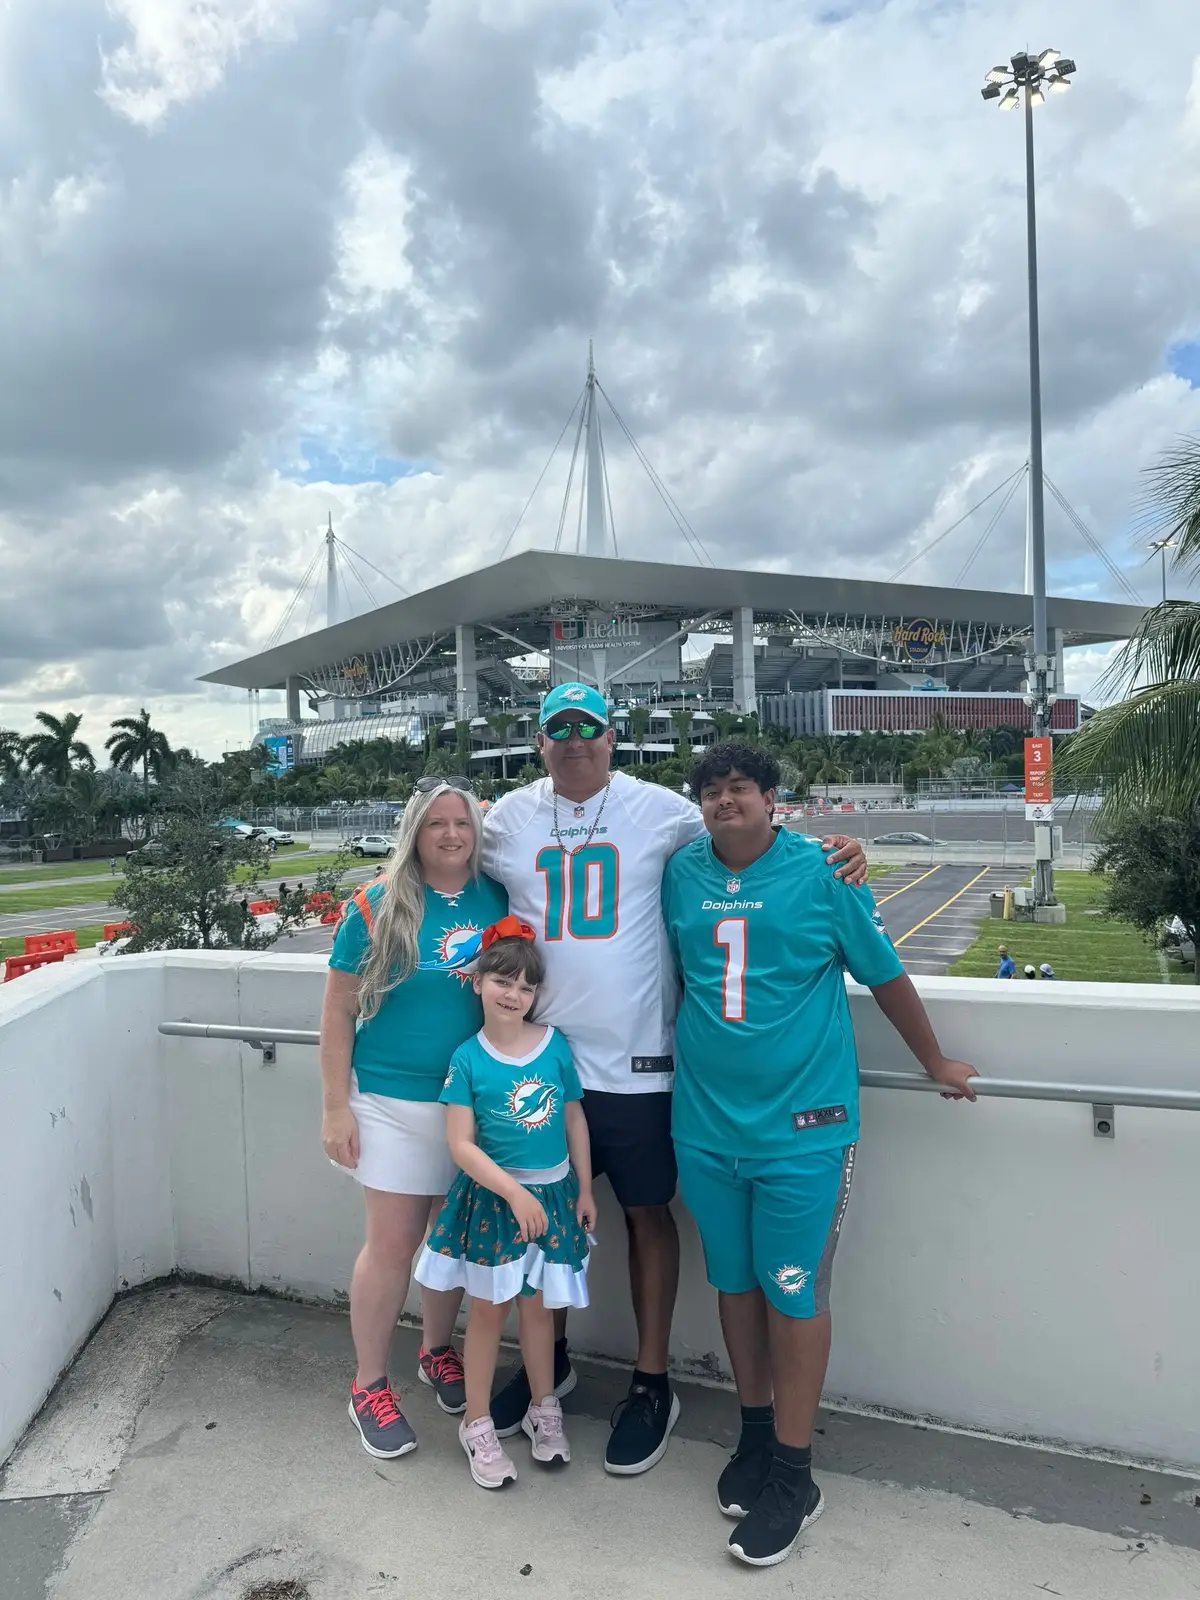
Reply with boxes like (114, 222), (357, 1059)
(539, 682), (610, 728)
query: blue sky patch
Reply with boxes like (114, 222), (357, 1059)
(290, 437), (434, 486)
(1167, 340), (1200, 388)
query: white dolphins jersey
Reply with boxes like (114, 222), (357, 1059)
(481, 773), (707, 1094)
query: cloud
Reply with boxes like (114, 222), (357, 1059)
(1, 0), (1199, 756)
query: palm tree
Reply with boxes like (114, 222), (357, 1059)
(628, 705), (651, 765)
(106, 708), (174, 801)
(0, 728), (23, 783)
(669, 707), (695, 756)
(25, 711), (94, 785)
(1057, 437), (1200, 818)
(487, 712), (518, 779)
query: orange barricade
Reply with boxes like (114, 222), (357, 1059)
(319, 903), (345, 926)
(4, 950), (67, 982)
(103, 922), (135, 941)
(306, 891), (333, 912)
(247, 900), (277, 915)
(25, 930), (77, 957)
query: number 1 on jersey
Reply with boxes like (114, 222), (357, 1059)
(714, 917), (747, 1022)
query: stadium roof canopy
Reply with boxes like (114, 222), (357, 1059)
(202, 550), (1146, 692)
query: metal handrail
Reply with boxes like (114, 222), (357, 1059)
(859, 1070), (1200, 1113)
(160, 1022), (320, 1046)
(158, 1022), (1200, 1114)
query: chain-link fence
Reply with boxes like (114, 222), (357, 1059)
(783, 803), (1099, 870)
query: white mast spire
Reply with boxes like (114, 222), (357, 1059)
(325, 512), (339, 628)
(584, 341), (609, 558)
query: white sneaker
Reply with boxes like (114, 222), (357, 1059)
(459, 1416), (517, 1489)
(522, 1395), (571, 1465)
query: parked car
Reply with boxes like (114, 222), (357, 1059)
(873, 831), (935, 846)
(349, 834), (395, 858)
(250, 825), (294, 848)
(127, 840), (169, 864)
(1163, 916), (1196, 969)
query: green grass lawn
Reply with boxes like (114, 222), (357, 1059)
(0, 846), (346, 895)
(0, 859), (132, 886)
(0, 882), (126, 914)
(0, 923), (112, 961)
(232, 850), (350, 881)
(949, 870), (1192, 984)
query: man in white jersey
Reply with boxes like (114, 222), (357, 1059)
(481, 683), (867, 1474)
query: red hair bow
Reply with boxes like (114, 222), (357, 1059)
(481, 916), (537, 950)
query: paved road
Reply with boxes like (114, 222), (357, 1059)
(870, 863), (1008, 977)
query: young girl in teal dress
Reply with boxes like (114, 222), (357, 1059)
(414, 917), (596, 1489)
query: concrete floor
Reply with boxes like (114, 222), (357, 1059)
(3, 1286), (1199, 1600)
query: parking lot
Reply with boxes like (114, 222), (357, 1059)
(867, 862), (1011, 976)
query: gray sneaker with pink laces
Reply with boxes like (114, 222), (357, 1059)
(522, 1395), (570, 1465)
(459, 1415), (518, 1489)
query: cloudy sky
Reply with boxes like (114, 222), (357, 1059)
(1, 0), (1198, 758)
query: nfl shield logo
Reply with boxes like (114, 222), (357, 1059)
(726, 877), (741, 893)
(574, 805), (585, 819)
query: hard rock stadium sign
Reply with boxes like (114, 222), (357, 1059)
(891, 619), (946, 662)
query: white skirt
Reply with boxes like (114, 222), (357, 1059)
(332, 1077), (456, 1196)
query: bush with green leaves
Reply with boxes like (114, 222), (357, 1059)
(1093, 807), (1200, 982)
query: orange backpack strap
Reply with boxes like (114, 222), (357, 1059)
(351, 884), (378, 935)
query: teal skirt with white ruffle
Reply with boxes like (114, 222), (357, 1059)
(414, 1166), (591, 1308)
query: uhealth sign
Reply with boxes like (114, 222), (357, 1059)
(1024, 736), (1053, 820)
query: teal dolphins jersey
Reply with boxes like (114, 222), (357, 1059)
(329, 875), (508, 1100)
(662, 828), (903, 1158)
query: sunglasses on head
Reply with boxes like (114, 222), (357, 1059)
(414, 775), (474, 793)
(544, 718), (605, 742)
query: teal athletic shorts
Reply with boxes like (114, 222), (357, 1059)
(676, 1142), (857, 1319)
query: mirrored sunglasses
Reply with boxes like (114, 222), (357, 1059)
(545, 718), (605, 742)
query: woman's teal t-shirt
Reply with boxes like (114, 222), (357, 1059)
(329, 875), (509, 1101)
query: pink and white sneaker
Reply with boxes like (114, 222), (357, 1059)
(459, 1415), (518, 1489)
(522, 1395), (571, 1465)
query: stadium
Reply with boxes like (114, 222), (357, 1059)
(202, 355), (1146, 774)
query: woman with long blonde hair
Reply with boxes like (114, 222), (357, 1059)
(320, 777), (507, 1459)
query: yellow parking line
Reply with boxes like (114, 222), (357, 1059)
(892, 867), (993, 947)
(874, 864), (942, 905)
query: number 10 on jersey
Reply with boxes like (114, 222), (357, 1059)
(535, 844), (620, 940)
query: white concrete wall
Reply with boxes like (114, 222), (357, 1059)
(2, 955), (1198, 1470)
(0, 957), (173, 1463)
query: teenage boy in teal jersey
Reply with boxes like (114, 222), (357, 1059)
(662, 743), (977, 1570)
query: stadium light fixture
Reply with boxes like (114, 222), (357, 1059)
(980, 46), (1079, 908)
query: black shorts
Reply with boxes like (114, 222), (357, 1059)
(581, 1090), (677, 1210)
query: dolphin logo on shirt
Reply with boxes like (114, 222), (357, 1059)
(503, 1078), (558, 1131)
(417, 925), (482, 976)
(773, 1265), (811, 1295)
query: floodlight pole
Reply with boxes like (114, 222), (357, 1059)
(1023, 84), (1050, 742)
(1016, 71), (1056, 907)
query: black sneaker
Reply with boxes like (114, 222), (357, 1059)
(491, 1341), (576, 1439)
(728, 1471), (824, 1567)
(717, 1438), (774, 1518)
(604, 1381), (680, 1476)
